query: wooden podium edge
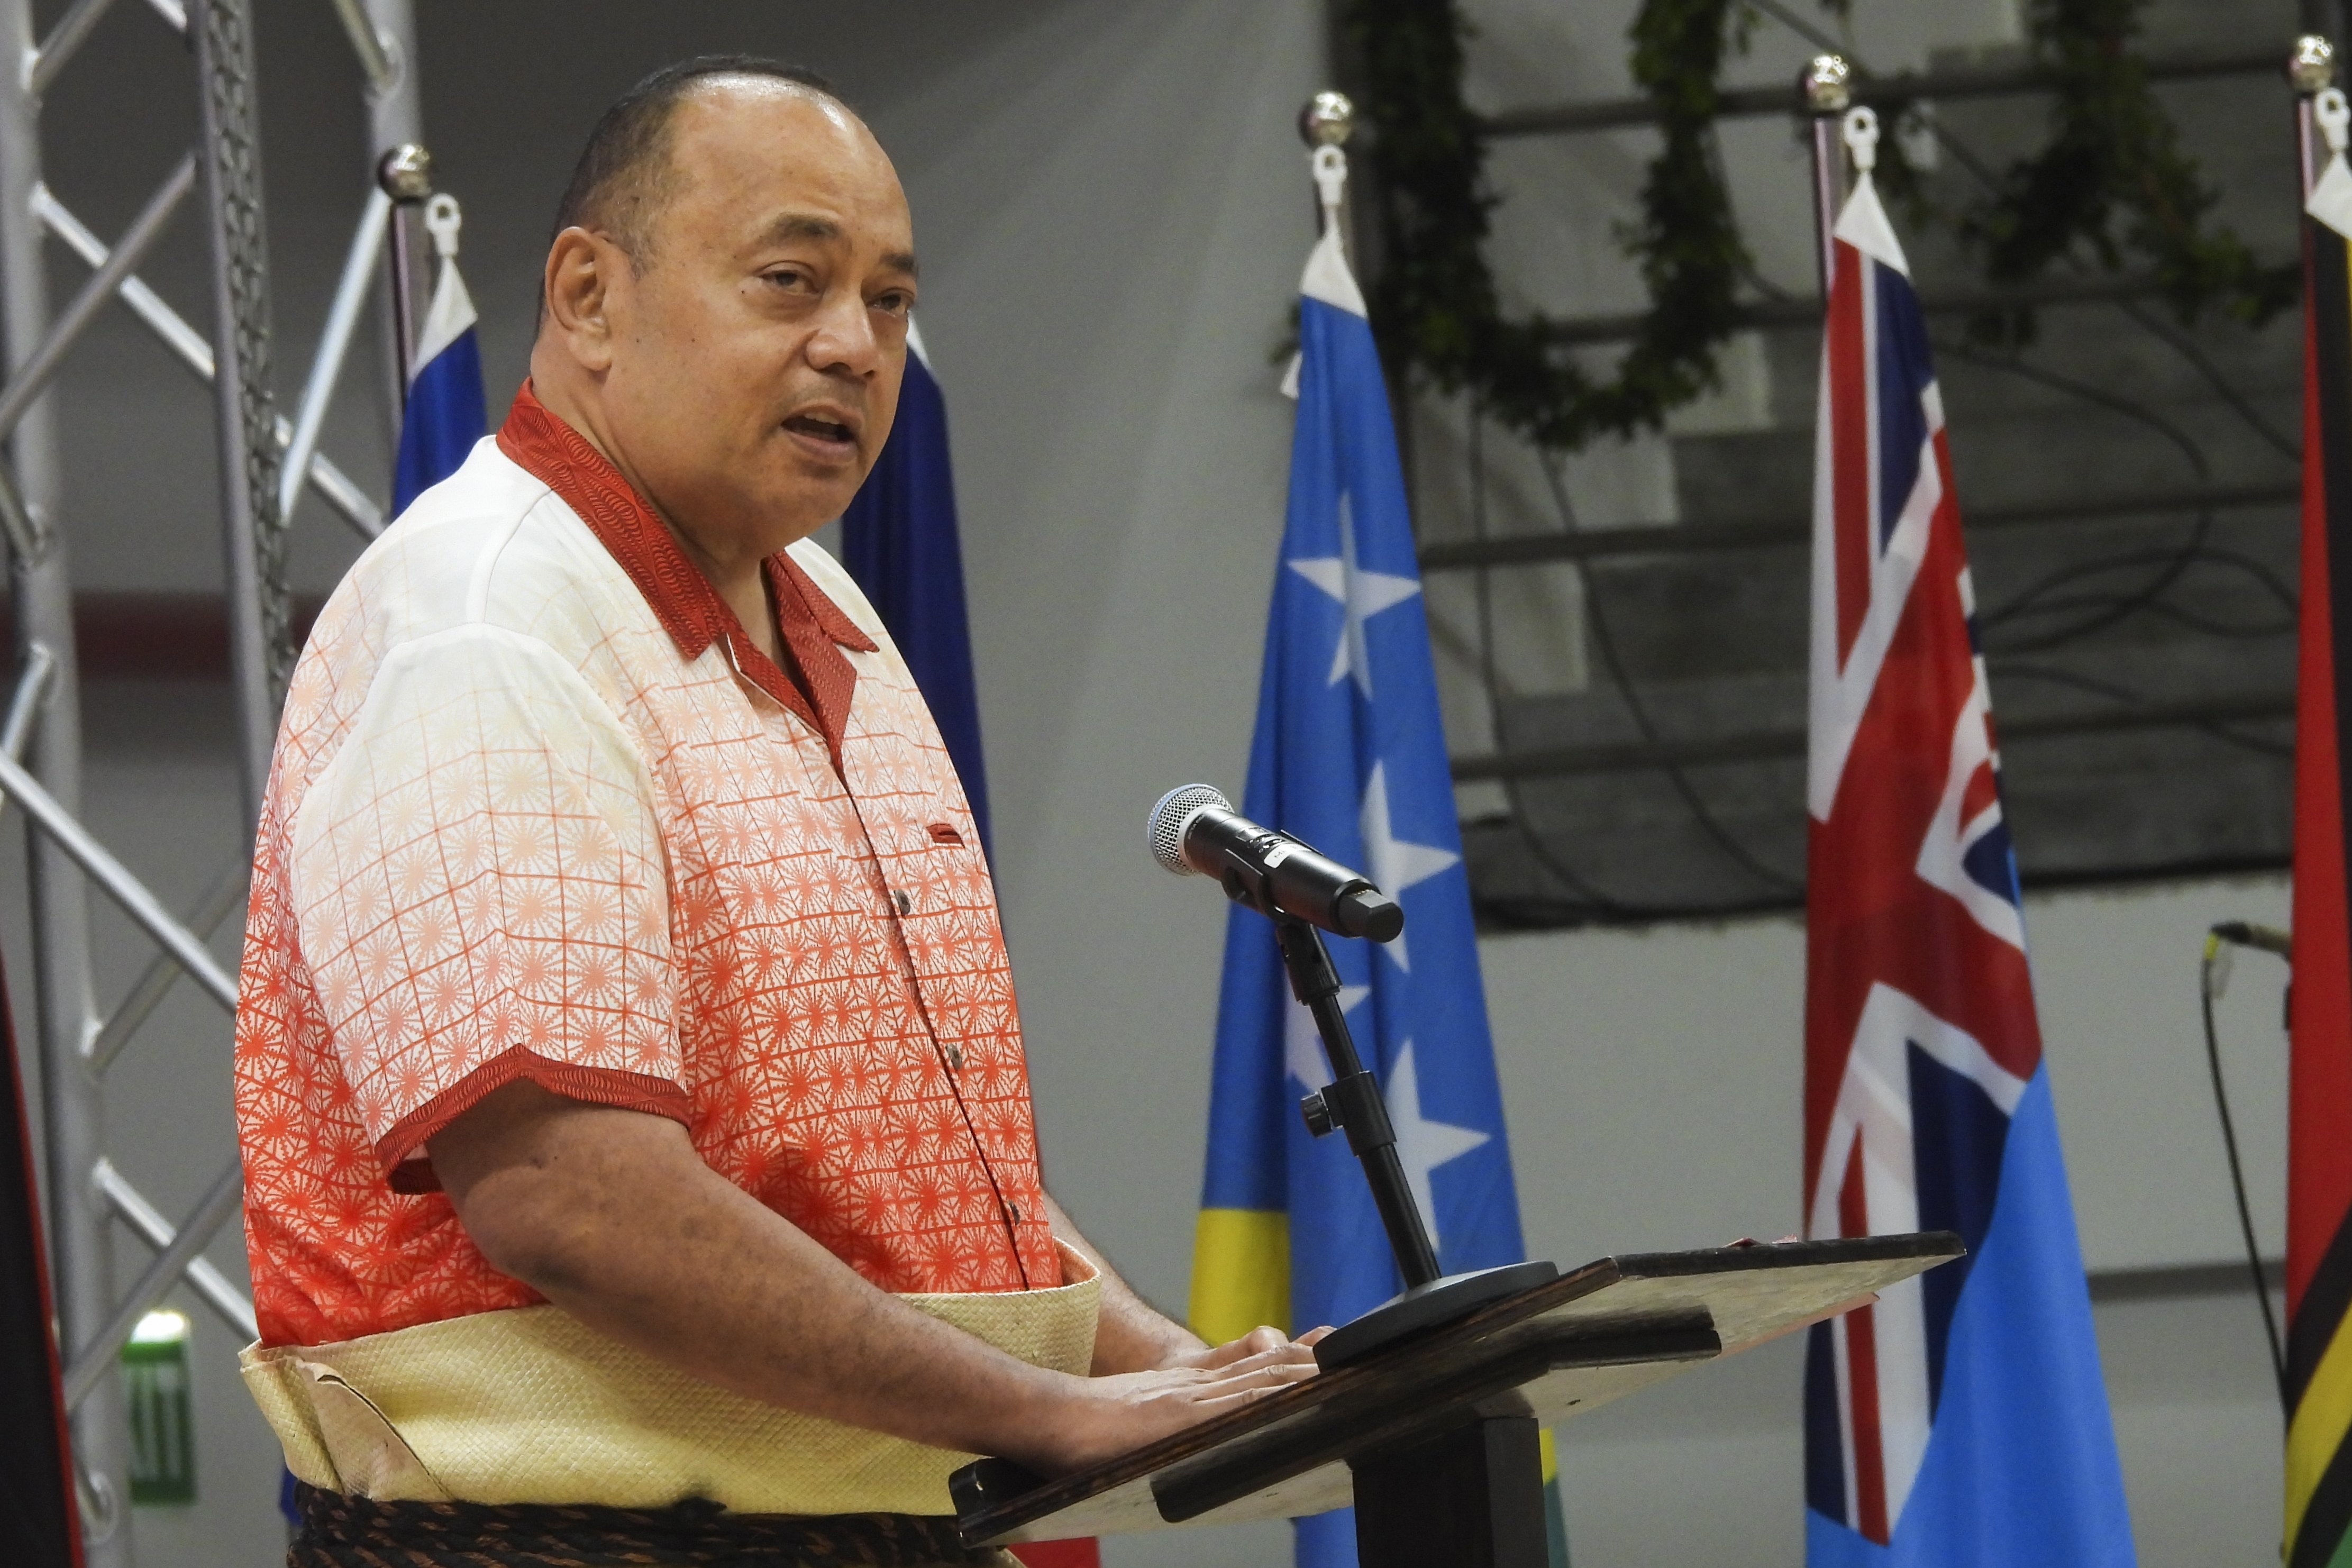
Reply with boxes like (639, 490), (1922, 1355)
(953, 1232), (1963, 1544)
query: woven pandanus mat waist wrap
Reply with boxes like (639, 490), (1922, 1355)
(242, 1250), (1099, 1517)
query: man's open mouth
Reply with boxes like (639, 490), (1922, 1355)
(783, 413), (857, 446)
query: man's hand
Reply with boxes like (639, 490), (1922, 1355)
(1031, 1336), (1326, 1472)
(1154, 1323), (1334, 1374)
(428, 1080), (1319, 1478)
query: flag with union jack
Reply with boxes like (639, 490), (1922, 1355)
(1801, 121), (2135, 1567)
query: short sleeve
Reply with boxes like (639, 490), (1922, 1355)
(289, 624), (685, 1187)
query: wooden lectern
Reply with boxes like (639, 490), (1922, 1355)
(953, 1233), (1962, 1568)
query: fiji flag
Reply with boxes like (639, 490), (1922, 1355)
(1188, 160), (1543, 1568)
(840, 322), (992, 853)
(392, 193), (487, 515)
(1802, 111), (2134, 1567)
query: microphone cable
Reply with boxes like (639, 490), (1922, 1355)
(2201, 920), (2289, 1406)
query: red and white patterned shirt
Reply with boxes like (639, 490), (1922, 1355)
(233, 386), (1057, 1348)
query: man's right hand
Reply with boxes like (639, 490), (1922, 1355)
(1019, 1331), (1327, 1475)
(433, 1081), (1332, 1482)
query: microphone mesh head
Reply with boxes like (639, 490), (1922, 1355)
(1148, 783), (1230, 876)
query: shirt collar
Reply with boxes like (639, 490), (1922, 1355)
(494, 381), (877, 762)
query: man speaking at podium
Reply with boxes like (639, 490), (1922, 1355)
(231, 57), (1318, 1564)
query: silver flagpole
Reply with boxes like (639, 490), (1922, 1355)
(357, 0), (426, 440)
(1801, 55), (1853, 303)
(2296, 35), (2337, 199)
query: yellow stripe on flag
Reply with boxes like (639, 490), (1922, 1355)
(1538, 1426), (1558, 1483)
(2290, 1311), (2352, 1552)
(1189, 1208), (1290, 1344)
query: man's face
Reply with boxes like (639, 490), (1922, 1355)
(594, 83), (916, 552)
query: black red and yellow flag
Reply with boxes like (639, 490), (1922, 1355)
(0, 962), (79, 1565)
(2291, 86), (2352, 1568)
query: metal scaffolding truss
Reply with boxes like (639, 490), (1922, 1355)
(0, 0), (423, 1557)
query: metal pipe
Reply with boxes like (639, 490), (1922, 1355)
(0, 747), (239, 1009)
(1450, 694), (2298, 782)
(1417, 482), (2302, 571)
(0, 450), (46, 562)
(1802, 57), (1849, 319)
(0, 638), (54, 759)
(33, 188), (386, 539)
(192, 0), (287, 825)
(87, 861), (247, 1073)
(0, 154), (194, 442)
(27, 0), (121, 98)
(140, 0), (181, 32)
(326, 0), (396, 98)
(362, 0), (422, 437)
(1532, 266), (2217, 348)
(92, 1160), (257, 1343)
(278, 188), (390, 522)
(386, 195), (418, 390)
(0, 0), (127, 1546)
(1484, 45), (2290, 140)
(33, 186), (211, 367)
(63, 1159), (243, 1409)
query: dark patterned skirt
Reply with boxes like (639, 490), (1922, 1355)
(286, 1482), (1014, 1568)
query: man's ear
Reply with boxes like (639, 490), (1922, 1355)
(541, 227), (623, 372)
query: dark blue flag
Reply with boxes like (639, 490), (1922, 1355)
(393, 195), (487, 516)
(840, 326), (992, 853)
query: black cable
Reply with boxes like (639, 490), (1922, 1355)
(2114, 298), (2302, 464)
(1535, 453), (1808, 897)
(2199, 934), (2287, 1407)
(1988, 662), (2296, 759)
(1464, 403), (1646, 917)
(1931, 338), (2223, 652)
(1994, 591), (2292, 643)
(1976, 542), (2296, 631)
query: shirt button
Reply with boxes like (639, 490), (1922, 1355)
(945, 1043), (964, 1071)
(892, 888), (911, 916)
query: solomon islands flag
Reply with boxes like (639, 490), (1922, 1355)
(1188, 177), (1544, 1567)
(391, 196), (487, 515)
(840, 321), (993, 854)
(2289, 92), (2352, 1568)
(1801, 118), (2135, 1567)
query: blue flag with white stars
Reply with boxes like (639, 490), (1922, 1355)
(1187, 208), (1535, 1568)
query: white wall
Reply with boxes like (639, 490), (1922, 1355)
(1481, 877), (2289, 1568)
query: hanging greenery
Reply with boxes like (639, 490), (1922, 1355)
(1345, 0), (1754, 450)
(1960, 0), (2294, 340)
(1339, 0), (2292, 452)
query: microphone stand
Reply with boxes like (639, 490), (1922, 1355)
(1273, 915), (1556, 1366)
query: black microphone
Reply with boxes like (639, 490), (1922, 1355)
(1148, 784), (1403, 943)
(2210, 919), (2292, 957)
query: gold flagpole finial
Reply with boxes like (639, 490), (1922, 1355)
(1801, 55), (1852, 117)
(2292, 35), (2337, 96)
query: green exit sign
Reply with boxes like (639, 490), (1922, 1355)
(121, 1309), (194, 1506)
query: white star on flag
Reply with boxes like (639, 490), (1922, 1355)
(1288, 492), (1421, 697)
(1286, 984), (1370, 1090)
(1359, 762), (1458, 972)
(1384, 1040), (1489, 1253)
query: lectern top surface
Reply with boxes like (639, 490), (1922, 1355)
(958, 1232), (1961, 1544)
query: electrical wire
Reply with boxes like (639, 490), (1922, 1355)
(2199, 932), (2288, 1406)
(1464, 402), (1649, 917)
(1534, 452), (1808, 897)
(1990, 661), (2296, 759)
(2114, 298), (2302, 464)
(1929, 338), (2235, 653)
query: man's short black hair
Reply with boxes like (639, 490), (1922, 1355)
(552, 54), (843, 264)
